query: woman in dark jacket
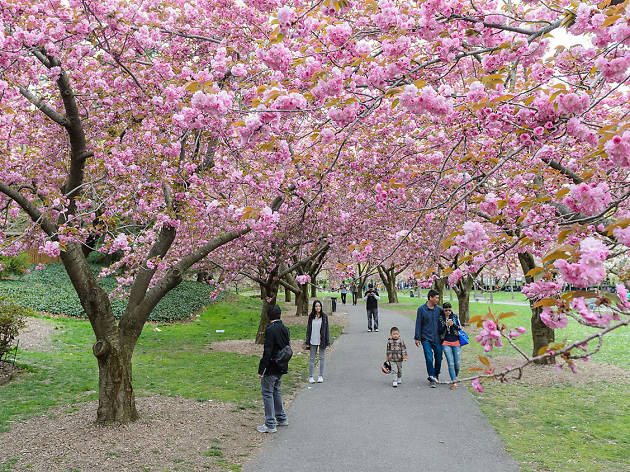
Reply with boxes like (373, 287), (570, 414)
(438, 302), (462, 390)
(305, 299), (330, 383)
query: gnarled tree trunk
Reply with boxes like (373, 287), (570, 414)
(295, 285), (309, 316)
(453, 274), (474, 325)
(377, 265), (398, 303)
(284, 286), (291, 302)
(518, 252), (555, 364)
(255, 281), (280, 344)
(433, 276), (447, 304)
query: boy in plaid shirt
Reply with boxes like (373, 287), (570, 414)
(386, 327), (408, 387)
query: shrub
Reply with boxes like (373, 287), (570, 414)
(0, 254), (30, 279)
(0, 296), (32, 362)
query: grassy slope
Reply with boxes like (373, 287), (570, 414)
(389, 296), (630, 472)
(0, 295), (341, 432)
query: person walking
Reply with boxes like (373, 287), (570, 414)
(350, 281), (358, 305)
(386, 327), (408, 387)
(340, 282), (348, 304)
(257, 304), (290, 433)
(438, 302), (462, 390)
(414, 289), (444, 388)
(364, 283), (380, 332)
(305, 299), (330, 383)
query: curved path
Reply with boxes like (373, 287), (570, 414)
(244, 301), (519, 472)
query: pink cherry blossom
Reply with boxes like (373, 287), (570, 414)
(540, 306), (568, 329)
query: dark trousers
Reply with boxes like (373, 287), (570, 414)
(352, 292), (358, 305)
(421, 341), (443, 380)
(367, 307), (378, 330)
(341, 292), (347, 304)
(261, 374), (286, 428)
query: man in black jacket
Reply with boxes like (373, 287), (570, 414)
(257, 304), (290, 433)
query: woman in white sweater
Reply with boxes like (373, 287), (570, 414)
(305, 300), (331, 383)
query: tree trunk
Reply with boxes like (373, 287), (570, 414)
(93, 337), (138, 423)
(518, 252), (555, 364)
(295, 285), (309, 316)
(255, 282), (279, 344)
(377, 266), (398, 303)
(433, 276), (447, 304)
(284, 286), (291, 302)
(453, 274), (474, 325)
(311, 277), (317, 298)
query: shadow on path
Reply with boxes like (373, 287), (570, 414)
(244, 301), (519, 472)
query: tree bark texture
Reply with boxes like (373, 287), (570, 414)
(295, 285), (309, 316)
(284, 286), (291, 302)
(433, 276), (447, 305)
(377, 265), (398, 303)
(255, 281), (279, 344)
(518, 252), (555, 364)
(453, 274), (474, 325)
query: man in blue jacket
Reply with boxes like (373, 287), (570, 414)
(414, 289), (444, 388)
(257, 304), (290, 432)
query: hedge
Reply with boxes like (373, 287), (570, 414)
(0, 263), (215, 322)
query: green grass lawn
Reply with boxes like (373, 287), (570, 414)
(389, 299), (630, 472)
(0, 295), (341, 432)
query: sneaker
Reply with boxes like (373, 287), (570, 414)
(257, 424), (277, 433)
(317, 376), (324, 383)
(277, 420), (289, 426)
(427, 376), (437, 384)
(374, 328), (379, 332)
(392, 380), (398, 388)
(450, 383), (458, 390)
(368, 328), (372, 332)
(397, 377), (403, 384)
(308, 377), (315, 383)
(430, 381), (437, 388)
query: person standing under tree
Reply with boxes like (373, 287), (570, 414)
(340, 282), (348, 304)
(305, 300), (330, 383)
(414, 289), (443, 388)
(364, 283), (380, 332)
(257, 304), (290, 433)
(350, 280), (358, 305)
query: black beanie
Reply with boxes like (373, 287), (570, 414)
(268, 305), (281, 320)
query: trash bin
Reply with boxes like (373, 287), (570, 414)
(410, 290), (414, 297)
(330, 297), (337, 312)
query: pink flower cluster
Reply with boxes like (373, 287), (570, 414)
(475, 320), (502, 352)
(296, 274), (310, 285)
(258, 44), (292, 72)
(556, 92), (589, 115)
(595, 56), (630, 82)
(456, 221), (489, 252)
(563, 182), (611, 216)
(447, 268), (463, 286)
(277, 6), (295, 34)
(540, 306), (568, 329)
(110, 233), (130, 253)
(466, 81), (488, 102)
(273, 92), (307, 111)
(326, 23), (352, 47)
(555, 237), (609, 288)
(604, 131), (630, 168)
(479, 192), (499, 217)
(190, 90), (233, 116)
(40, 241), (61, 257)
(616, 283), (630, 309)
(521, 280), (563, 300)
(571, 297), (613, 326)
(566, 118), (598, 146)
(399, 85), (453, 116)
(329, 102), (360, 127)
(613, 225), (630, 247)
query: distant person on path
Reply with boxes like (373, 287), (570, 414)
(438, 302), (461, 390)
(364, 283), (380, 332)
(414, 289), (443, 388)
(257, 304), (290, 433)
(305, 300), (330, 384)
(340, 282), (348, 304)
(350, 281), (358, 305)
(386, 327), (408, 387)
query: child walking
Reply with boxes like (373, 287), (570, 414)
(386, 327), (408, 387)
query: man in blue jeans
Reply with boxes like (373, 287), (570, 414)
(414, 289), (443, 388)
(257, 304), (290, 432)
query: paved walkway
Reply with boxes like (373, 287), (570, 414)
(244, 302), (519, 472)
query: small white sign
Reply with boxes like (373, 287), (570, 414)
(216, 329), (225, 333)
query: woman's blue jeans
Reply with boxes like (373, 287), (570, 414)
(442, 344), (461, 381)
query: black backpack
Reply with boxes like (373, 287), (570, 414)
(273, 344), (293, 364)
